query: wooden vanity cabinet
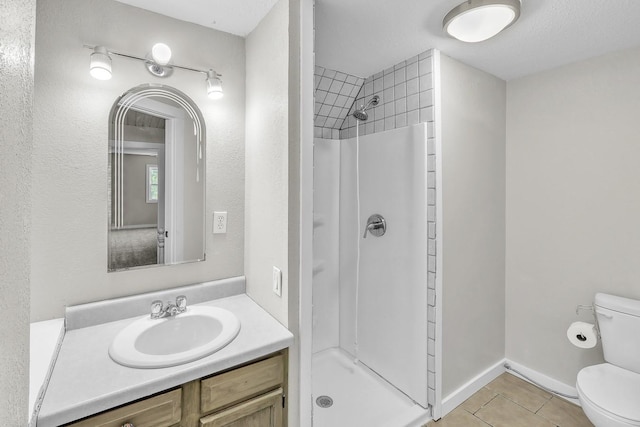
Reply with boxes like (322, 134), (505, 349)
(62, 351), (287, 427)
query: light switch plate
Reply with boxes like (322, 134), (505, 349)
(273, 266), (282, 297)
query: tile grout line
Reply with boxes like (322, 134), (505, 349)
(463, 408), (493, 427)
(495, 392), (547, 417)
(483, 390), (559, 426)
(471, 392), (500, 415)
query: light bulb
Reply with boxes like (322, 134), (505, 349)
(151, 43), (172, 66)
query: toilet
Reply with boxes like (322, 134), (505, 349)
(576, 293), (640, 427)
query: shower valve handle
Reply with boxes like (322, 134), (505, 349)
(363, 214), (386, 238)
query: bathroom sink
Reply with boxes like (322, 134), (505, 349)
(109, 306), (241, 368)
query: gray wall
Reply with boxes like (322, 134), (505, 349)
(245, 0), (290, 326)
(120, 154), (158, 226)
(32, 0), (246, 320)
(505, 46), (640, 385)
(440, 54), (506, 397)
(0, 0), (35, 422)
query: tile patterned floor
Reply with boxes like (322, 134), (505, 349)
(427, 373), (594, 427)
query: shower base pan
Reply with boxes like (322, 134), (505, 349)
(312, 348), (430, 427)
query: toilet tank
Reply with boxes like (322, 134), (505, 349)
(595, 293), (640, 374)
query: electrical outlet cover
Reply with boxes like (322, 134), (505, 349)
(213, 211), (227, 234)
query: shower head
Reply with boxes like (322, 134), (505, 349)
(353, 95), (380, 121)
(353, 109), (369, 121)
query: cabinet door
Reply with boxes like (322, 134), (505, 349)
(199, 388), (283, 427)
(200, 354), (284, 414)
(64, 388), (181, 427)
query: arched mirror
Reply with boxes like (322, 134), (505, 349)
(108, 84), (205, 271)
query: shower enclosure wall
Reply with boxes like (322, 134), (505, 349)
(312, 49), (439, 427)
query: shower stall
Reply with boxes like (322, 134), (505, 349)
(312, 122), (436, 425)
(308, 39), (514, 424)
(311, 50), (440, 427)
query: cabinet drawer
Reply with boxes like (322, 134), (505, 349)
(200, 354), (284, 414)
(199, 388), (283, 427)
(64, 388), (181, 427)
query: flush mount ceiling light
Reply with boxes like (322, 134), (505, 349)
(84, 43), (224, 99)
(443, 0), (521, 43)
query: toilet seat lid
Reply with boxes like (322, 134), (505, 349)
(577, 363), (640, 423)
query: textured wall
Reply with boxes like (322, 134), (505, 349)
(440, 54), (506, 398)
(245, 0), (290, 326)
(32, 0), (246, 320)
(0, 0), (35, 423)
(506, 46), (640, 386)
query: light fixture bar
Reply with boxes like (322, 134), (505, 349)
(84, 44), (223, 99)
(83, 44), (222, 77)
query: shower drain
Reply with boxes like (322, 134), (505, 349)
(316, 395), (333, 408)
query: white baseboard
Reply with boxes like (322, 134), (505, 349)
(441, 359), (506, 417)
(504, 359), (580, 406)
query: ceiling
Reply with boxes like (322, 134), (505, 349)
(316, 0), (640, 80)
(114, 0), (640, 81)
(114, 0), (278, 37)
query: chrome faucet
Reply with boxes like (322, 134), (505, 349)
(363, 214), (386, 238)
(150, 295), (187, 319)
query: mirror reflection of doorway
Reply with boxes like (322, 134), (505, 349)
(108, 84), (206, 272)
(109, 109), (165, 270)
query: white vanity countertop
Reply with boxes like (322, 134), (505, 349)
(29, 318), (65, 426)
(37, 294), (294, 427)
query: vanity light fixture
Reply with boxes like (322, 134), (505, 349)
(85, 43), (224, 99)
(89, 46), (112, 80)
(206, 70), (224, 100)
(443, 0), (521, 43)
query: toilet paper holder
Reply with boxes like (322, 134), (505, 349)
(575, 304), (602, 338)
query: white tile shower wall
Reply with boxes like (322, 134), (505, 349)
(340, 50), (435, 140)
(314, 66), (364, 138)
